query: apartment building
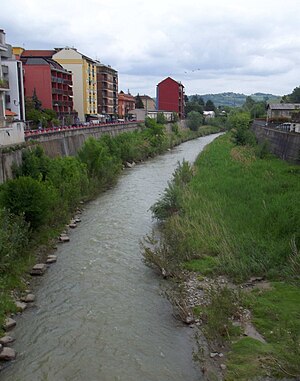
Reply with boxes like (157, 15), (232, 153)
(156, 77), (185, 119)
(53, 47), (97, 122)
(96, 62), (118, 120)
(17, 49), (75, 124)
(118, 91), (135, 118)
(0, 29), (25, 146)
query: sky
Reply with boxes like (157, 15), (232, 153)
(1, 0), (300, 98)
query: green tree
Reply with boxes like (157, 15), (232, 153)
(205, 100), (216, 111)
(156, 112), (166, 124)
(186, 111), (203, 131)
(135, 94), (144, 108)
(0, 177), (58, 230)
(289, 86), (300, 103)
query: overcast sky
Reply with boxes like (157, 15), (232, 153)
(1, 0), (300, 97)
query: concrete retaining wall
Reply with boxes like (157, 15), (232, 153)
(252, 122), (300, 164)
(0, 123), (140, 184)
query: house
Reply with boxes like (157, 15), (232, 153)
(17, 49), (76, 125)
(118, 91), (135, 118)
(267, 103), (300, 120)
(203, 111), (215, 119)
(139, 95), (156, 111)
(53, 47), (98, 122)
(156, 77), (185, 119)
(96, 62), (118, 120)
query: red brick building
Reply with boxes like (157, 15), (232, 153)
(156, 77), (185, 119)
(118, 91), (135, 118)
(19, 50), (76, 124)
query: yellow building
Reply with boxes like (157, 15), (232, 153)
(53, 47), (97, 122)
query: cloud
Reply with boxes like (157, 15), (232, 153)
(1, 0), (300, 96)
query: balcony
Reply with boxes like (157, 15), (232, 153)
(0, 79), (9, 91)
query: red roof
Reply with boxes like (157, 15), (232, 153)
(21, 50), (55, 58)
(5, 109), (17, 116)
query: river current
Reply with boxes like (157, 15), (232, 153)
(1, 134), (221, 381)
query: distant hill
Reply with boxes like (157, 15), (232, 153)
(189, 92), (281, 107)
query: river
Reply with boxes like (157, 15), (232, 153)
(1, 133), (221, 381)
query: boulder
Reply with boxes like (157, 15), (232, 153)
(30, 263), (47, 276)
(69, 223), (77, 229)
(3, 318), (16, 331)
(0, 347), (16, 361)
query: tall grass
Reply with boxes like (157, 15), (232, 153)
(149, 133), (300, 282)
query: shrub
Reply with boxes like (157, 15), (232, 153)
(0, 176), (58, 230)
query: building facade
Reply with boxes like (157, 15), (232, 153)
(156, 77), (185, 119)
(96, 62), (118, 120)
(267, 103), (300, 120)
(18, 49), (75, 124)
(118, 91), (135, 118)
(0, 30), (25, 146)
(53, 47), (97, 122)
(139, 95), (156, 111)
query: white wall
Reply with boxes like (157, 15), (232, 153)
(0, 121), (25, 146)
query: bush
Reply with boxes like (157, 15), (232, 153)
(0, 209), (29, 272)
(0, 176), (58, 230)
(187, 111), (203, 131)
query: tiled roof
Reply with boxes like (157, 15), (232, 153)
(21, 50), (55, 58)
(5, 109), (17, 116)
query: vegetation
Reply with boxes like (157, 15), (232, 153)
(189, 92), (280, 108)
(143, 115), (300, 379)
(25, 93), (60, 128)
(0, 120), (224, 334)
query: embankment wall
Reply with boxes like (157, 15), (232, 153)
(252, 122), (300, 164)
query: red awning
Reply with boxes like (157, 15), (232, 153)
(5, 109), (17, 116)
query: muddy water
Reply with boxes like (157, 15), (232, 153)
(1, 134), (221, 381)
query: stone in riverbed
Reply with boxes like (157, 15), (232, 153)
(46, 255), (57, 264)
(0, 347), (16, 361)
(3, 318), (16, 331)
(20, 293), (35, 303)
(30, 263), (47, 276)
(0, 336), (15, 345)
(69, 223), (77, 228)
(15, 301), (27, 311)
(59, 234), (70, 242)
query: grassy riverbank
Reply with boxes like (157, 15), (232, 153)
(143, 132), (300, 380)
(0, 121), (222, 335)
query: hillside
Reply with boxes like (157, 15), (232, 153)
(189, 92), (281, 107)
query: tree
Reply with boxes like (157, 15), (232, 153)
(289, 86), (300, 103)
(243, 96), (256, 111)
(135, 94), (144, 108)
(205, 100), (216, 111)
(0, 176), (58, 230)
(186, 111), (203, 131)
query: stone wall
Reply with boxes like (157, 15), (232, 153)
(252, 122), (300, 164)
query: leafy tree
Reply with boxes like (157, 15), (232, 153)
(227, 112), (256, 146)
(156, 112), (166, 124)
(135, 94), (144, 108)
(47, 157), (89, 211)
(186, 111), (203, 131)
(13, 146), (50, 181)
(243, 96), (256, 111)
(289, 86), (300, 103)
(77, 138), (122, 187)
(205, 99), (216, 111)
(0, 177), (58, 230)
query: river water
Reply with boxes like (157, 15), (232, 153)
(1, 134), (221, 381)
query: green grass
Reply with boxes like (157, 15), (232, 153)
(183, 256), (218, 275)
(226, 337), (273, 381)
(167, 133), (300, 281)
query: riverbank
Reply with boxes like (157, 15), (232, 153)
(0, 122), (223, 369)
(143, 132), (300, 380)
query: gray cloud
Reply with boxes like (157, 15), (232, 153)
(1, 0), (300, 96)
